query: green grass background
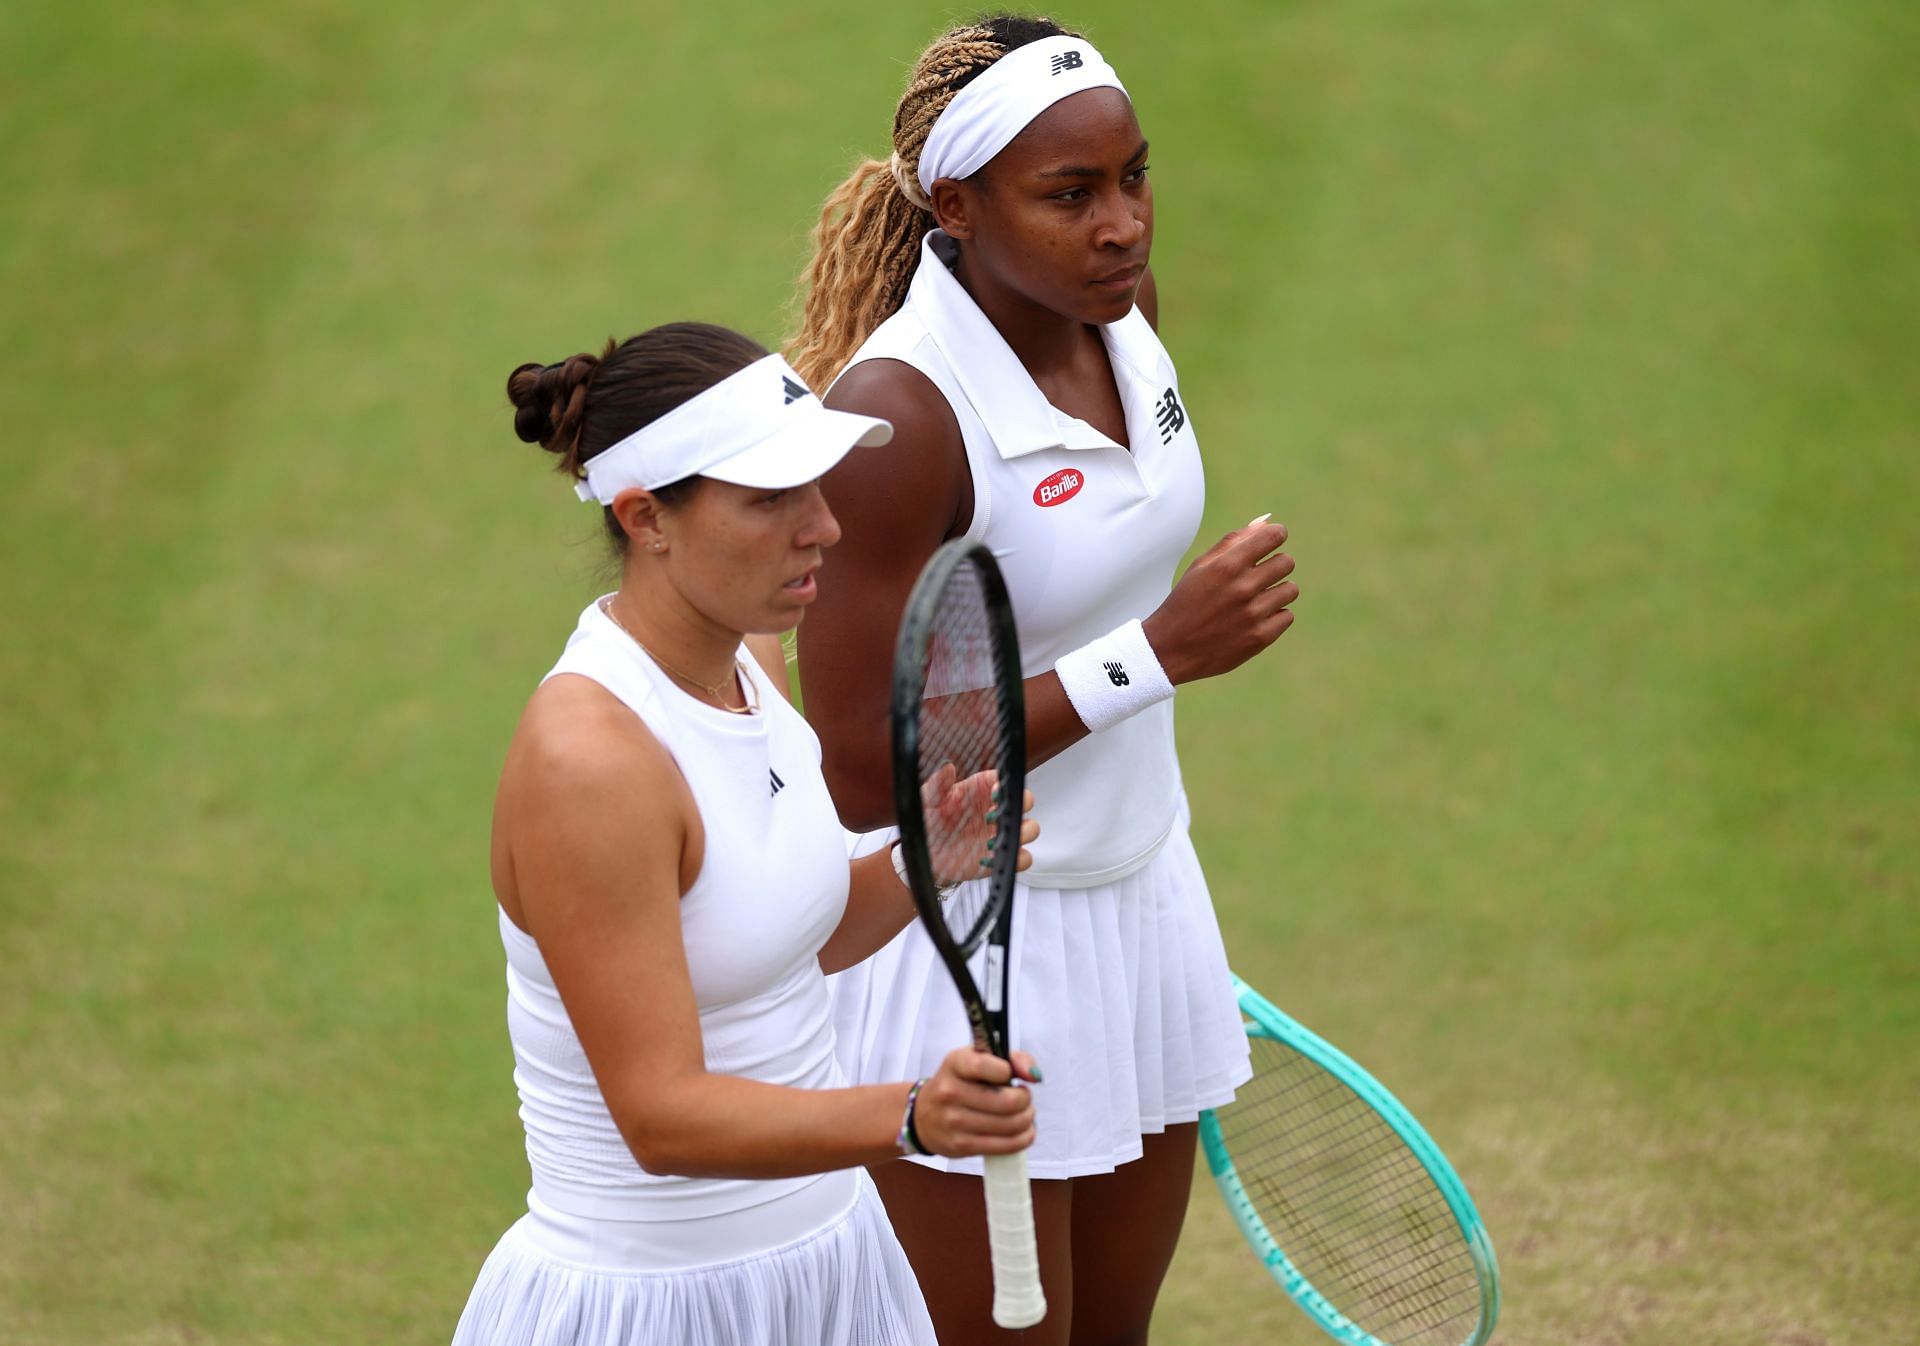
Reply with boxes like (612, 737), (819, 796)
(2, 1), (1915, 1342)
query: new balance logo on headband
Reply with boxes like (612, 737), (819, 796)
(1155, 388), (1186, 443)
(782, 376), (807, 405)
(1050, 50), (1084, 75)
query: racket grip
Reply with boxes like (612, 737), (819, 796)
(983, 1149), (1046, 1329)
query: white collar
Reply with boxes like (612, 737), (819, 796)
(907, 231), (1167, 461)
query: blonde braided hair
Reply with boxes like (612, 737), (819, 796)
(787, 16), (1080, 391)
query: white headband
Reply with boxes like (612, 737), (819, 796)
(917, 35), (1129, 197)
(574, 353), (891, 504)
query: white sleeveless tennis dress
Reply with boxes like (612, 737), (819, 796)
(825, 231), (1252, 1179)
(453, 600), (936, 1346)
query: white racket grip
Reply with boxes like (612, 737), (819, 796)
(983, 1148), (1047, 1329)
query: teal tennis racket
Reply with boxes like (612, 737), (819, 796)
(1199, 974), (1500, 1346)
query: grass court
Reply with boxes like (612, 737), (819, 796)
(2, 1), (1915, 1341)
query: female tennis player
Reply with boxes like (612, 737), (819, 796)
(788, 17), (1300, 1344)
(452, 321), (1040, 1346)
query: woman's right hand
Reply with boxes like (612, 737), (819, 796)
(1141, 518), (1298, 685)
(910, 1048), (1040, 1157)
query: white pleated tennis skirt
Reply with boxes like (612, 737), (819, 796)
(451, 1171), (936, 1346)
(830, 804), (1252, 1179)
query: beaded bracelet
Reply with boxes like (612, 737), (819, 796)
(898, 1077), (931, 1157)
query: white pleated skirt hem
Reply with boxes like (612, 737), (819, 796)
(830, 805), (1251, 1180)
(451, 1173), (936, 1346)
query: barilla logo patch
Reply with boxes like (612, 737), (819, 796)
(1033, 469), (1084, 507)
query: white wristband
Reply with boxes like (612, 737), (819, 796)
(1053, 619), (1175, 733)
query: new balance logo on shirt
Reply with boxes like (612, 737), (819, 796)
(1050, 51), (1084, 75)
(1155, 388), (1186, 443)
(1103, 661), (1130, 687)
(782, 376), (807, 405)
(769, 768), (785, 796)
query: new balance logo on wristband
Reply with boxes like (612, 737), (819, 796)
(769, 768), (785, 796)
(1050, 50), (1084, 75)
(1155, 388), (1186, 443)
(1057, 621), (1175, 734)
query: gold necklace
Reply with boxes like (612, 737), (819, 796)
(599, 598), (759, 715)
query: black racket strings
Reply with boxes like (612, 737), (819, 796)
(914, 561), (1016, 952)
(1217, 1040), (1484, 1345)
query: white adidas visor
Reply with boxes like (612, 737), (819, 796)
(574, 353), (892, 503)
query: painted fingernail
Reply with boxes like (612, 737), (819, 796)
(1031, 1063), (1045, 1083)
(986, 837), (998, 851)
(979, 856), (994, 868)
(1247, 512), (1271, 528)
(991, 785), (1003, 802)
(985, 808), (998, 822)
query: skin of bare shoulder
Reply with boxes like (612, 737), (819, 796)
(492, 671), (703, 936)
(803, 360), (971, 829)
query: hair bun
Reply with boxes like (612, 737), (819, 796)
(506, 352), (602, 464)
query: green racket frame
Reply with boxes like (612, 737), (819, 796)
(1198, 973), (1501, 1346)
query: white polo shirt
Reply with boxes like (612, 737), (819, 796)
(839, 232), (1205, 887)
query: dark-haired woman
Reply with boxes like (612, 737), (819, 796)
(452, 322), (1039, 1346)
(788, 18), (1300, 1344)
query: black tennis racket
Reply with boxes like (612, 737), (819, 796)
(890, 539), (1042, 1331)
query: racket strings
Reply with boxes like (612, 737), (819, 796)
(1231, 1061), (1477, 1339)
(913, 560), (1017, 955)
(1244, 1107), (1472, 1335)
(1216, 1037), (1485, 1346)
(1242, 1133), (1473, 1337)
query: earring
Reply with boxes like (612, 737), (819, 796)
(651, 541), (665, 553)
